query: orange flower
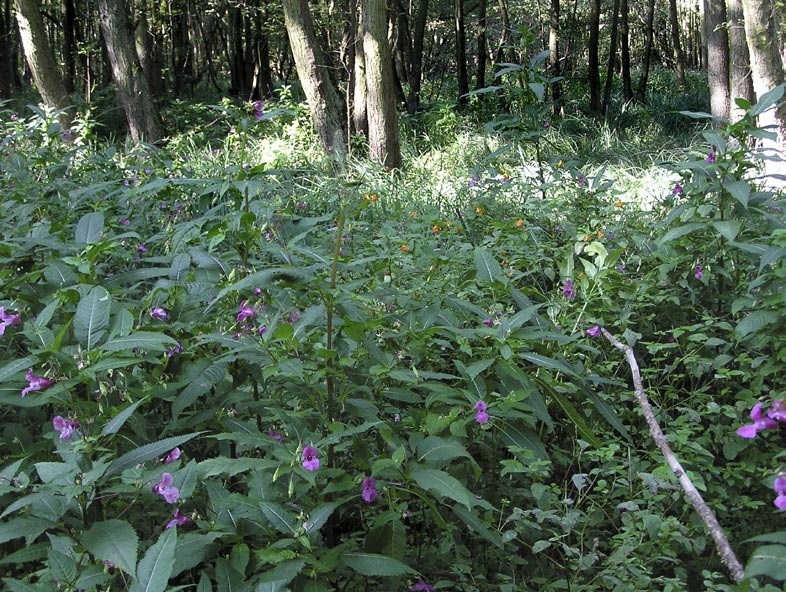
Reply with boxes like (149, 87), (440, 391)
(515, 219), (524, 228)
(614, 200), (623, 207)
(557, 160), (564, 168)
(583, 234), (592, 242)
(370, 193), (379, 203)
(401, 244), (409, 253)
(476, 206), (485, 215)
(597, 231), (604, 239)
(432, 224), (441, 235)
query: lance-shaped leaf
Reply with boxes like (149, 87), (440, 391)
(81, 519), (138, 579)
(130, 527), (177, 592)
(105, 432), (204, 476)
(341, 552), (415, 577)
(74, 286), (111, 350)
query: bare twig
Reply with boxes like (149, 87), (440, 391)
(601, 328), (745, 583)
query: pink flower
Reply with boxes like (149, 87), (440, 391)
(736, 402), (778, 438)
(694, 264), (703, 280)
(0, 307), (22, 336)
(137, 244), (148, 254)
(672, 183), (683, 195)
(150, 306), (168, 321)
(585, 325), (601, 337)
(411, 577), (434, 592)
(166, 508), (192, 529)
(362, 477), (378, 503)
(237, 301), (256, 323)
(268, 427), (284, 442)
(152, 472), (180, 504)
(562, 279), (576, 300)
(302, 446), (320, 471)
(53, 416), (79, 440)
(21, 369), (53, 397)
(474, 400), (489, 424)
(164, 447), (181, 464)
(769, 400), (786, 422)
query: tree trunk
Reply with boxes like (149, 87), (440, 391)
(619, 0), (632, 102)
(636, 0), (655, 104)
(602, 0), (620, 114)
(283, 0), (347, 159)
(669, 0), (687, 89)
(229, 6), (245, 95)
(454, 0), (469, 106)
(0, 0), (13, 97)
(728, 0), (753, 123)
(495, 0), (512, 64)
(548, 0), (561, 108)
(362, 0), (401, 169)
(704, 0), (730, 126)
(588, 0), (601, 113)
(62, 0), (76, 94)
(97, 0), (162, 142)
(742, 0), (786, 182)
(475, 0), (487, 90)
(406, 0), (428, 114)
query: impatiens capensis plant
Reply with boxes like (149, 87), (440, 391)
(1, 83), (786, 592)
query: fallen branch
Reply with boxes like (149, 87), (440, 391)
(601, 328), (745, 583)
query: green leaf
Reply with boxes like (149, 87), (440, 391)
(735, 311), (780, 339)
(130, 527), (177, 592)
(105, 432), (204, 476)
(81, 519), (139, 579)
(0, 544), (47, 566)
(74, 286), (111, 350)
(169, 253), (191, 281)
(750, 84), (785, 117)
(48, 548), (77, 582)
(451, 505), (503, 549)
(172, 361), (228, 418)
(75, 212), (105, 243)
(678, 110), (714, 120)
(101, 399), (146, 435)
(549, 391), (602, 448)
(0, 356), (37, 383)
(207, 267), (313, 310)
(521, 352), (577, 377)
(171, 532), (223, 578)
(657, 222), (705, 245)
(2, 579), (49, 592)
(259, 502), (299, 535)
(474, 247), (504, 283)
(410, 467), (474, 509)
(304, 503), (339, 535)
(102, 331), (178, 353)
(417, 436), (473, 464)
(746, 544), (786, 580)
(747, 532), (786, 545)
(0, 517), (51, 544)
(341, 552), (415, 577)
(725, 181), (750, 208)
(256, 558), (306, 592)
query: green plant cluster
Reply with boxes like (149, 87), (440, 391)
(0, 80), (785, 592)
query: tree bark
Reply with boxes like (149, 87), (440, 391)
(362, 0), (401, 169)
(742, 0), (786, 183)
(588, 0), (601, 113)
(476, 0), (487, 90)
(602, 0), (620, 114)
(619, 0), (632, 102)
(669, 0), (687, 89)
(728, 0), (754, 123)
(406, 0), (428, 114)
(455, 0), (469, 107)
(495, 0), (512, 64)
(282, 0), (347, 159)
(97, 0), (162, 142)
(0, 0), (13, 97)
(636, 0), (655, 104)
(14, 0), (71, 123)
(548, 0), (561, 108)
(62, 0), (76, 94)
(705, 0), (730, 125)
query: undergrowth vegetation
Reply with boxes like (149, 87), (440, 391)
(1, 76), (786, 592)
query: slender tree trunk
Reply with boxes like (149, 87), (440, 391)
(495, 0), (512, 64)
(669, 0), (687, 89)
(588, 0), (601, 113)
(455, 0), (469, 106)
(229, 6), (245, 95)
(406, 0), (428, 114)
(362, 0), (401, 169)
(97, 0), (162, 142)
(742, 0), (786, 183)
(602, 0), (620, 114)
(619, 0), (632, 102)
(636, 0), (655, 103)
(14, 0), (71, 124)
(62, 0), (76, 93)
(282, 0), (347, 159)
(728, 0), (753, 123)
(548, 0), (561, 108)
(0, 0), (13, 97)
(476, 0), (487, 90)
(705, 0), (730, 125)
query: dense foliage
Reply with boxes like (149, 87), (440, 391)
(1, 76), (786, 592)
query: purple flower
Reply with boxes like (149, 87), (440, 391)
(694, 264), (703, 280)
(362, 477), (378, 503)
(237, 301), (257, 323)
(585, 325), (601, 337)
(706, 150), (716, 164)
(253, 288), (262, 296)
(289, 311), (300, 323)
(482, 318), (493, 327)
(166, 508), (192, 529)
(562, 279), (576, 300)
(474, 400), (490, 424)
(774, 477), (786, 509)
(0, 307), (21, 336)
(164, 447), (181, 464)
(253, 100), (264, 120)
(137, 244), (148, 254)
(577, 173), (587, 188)
(21, 369), (53, 397)
(411, 577), (434, 592)
(469, 175), (479, 188)
(166, 343), (183, 358)
(258, 325), (267, 336)
(53, 416), (79, 440)
(736, 402), (778, 438)
(672, 183), (683, 195)
(119, 218), (130, 226)
(769, 400), (786, 422)
(152, 472), (180, 504)
(150, 306), (168, 321)
(302, 446), (320, 471)
(268, 427), (284, 441)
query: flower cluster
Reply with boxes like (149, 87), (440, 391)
(0, 307), (21, 336)
(736, 400), (786, 439)
(361, 477), (378, 503)
(474, 400), (489, 424)
(53, 416), (80, 440)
